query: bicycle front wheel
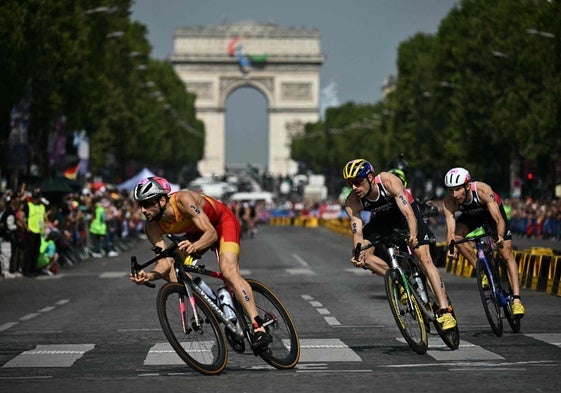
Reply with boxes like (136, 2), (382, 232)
(476, 259), (503, 337)
(384, 269), (428, 354)
(156, 282), (228, 375)
(240, 279), (300, 369)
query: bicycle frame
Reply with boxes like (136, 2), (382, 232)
(449, 226), (518, 336)
(371, 235), (433, 322)
(131, 241), (246, 340)
(451, 230), (509, 309)
(361, 229), (460, 352)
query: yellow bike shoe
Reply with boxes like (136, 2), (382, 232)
(480, 274), (489, 289)
(399, 286), (408, 305)
(512, 302), (525, 318)
(436, 311), (457, 331)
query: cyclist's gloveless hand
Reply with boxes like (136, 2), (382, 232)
(130, 269), (150, 285)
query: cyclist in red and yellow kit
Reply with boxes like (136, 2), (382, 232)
(129, 176), (271, 349)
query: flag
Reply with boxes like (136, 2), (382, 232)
(64, 163), (79, 180)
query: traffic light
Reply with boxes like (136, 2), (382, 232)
(527, 172), (534, 180)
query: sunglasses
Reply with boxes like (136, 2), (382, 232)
(347, 178), (365, 187)
(139, 199), (159, 209)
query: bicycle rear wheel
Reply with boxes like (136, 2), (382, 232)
(239, 279), (300, 369)
(384, 269), (428, 354)
(157, 282), (228, 375)
(476, 259), (503, 337)
(497, 258), (521, 333)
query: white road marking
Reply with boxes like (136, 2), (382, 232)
(3, 344), (95, 368)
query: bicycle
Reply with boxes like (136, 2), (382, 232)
(356, 229), (460, 354)
(449, 226), (520, 337)
(130, 234), (300, 375)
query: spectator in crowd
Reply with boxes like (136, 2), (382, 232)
(0, 194), (23, 278)
(22, 190), (46, 276)
(36, 232), (60, 275)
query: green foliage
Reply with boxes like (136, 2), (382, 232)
(0, 0), (203, 184)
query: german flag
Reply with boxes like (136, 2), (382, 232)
(64, 163), (80, 180)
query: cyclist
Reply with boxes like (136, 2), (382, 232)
(129, 176), (272, 349)
(343, 159), (457, 330)
(442, 167), (525, 317)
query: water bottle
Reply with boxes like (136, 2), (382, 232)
(217, 287), (237, 322)
(193, 277), (217, 304)
(412, 271), (428, 303)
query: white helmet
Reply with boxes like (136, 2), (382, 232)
(444, 167), (471, 188)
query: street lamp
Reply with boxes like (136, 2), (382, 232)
(491, 50), (509, 59)
(526, 28), (555, 39)
(106, 31), (124, 39)
(84, 6), (118, 15)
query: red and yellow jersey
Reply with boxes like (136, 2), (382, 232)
(158, 192), (241, 255)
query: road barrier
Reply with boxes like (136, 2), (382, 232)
(269, 217), (561, 296)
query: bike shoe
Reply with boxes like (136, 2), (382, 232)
(512, 302), (525, 318)
(436, 309), (457, 331)
(250, 330), (272, 350)
(480, 274), (490, 289)
(399, 286), (408, 305)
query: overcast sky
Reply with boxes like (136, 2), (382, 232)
(131, 0), (459, 170)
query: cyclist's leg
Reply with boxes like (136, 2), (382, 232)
(500, 240), (524, 317)
(358, 225), (389, 276)
(359, 247), (388, 276)
(415, 245), (449, 308)
(454, 221), (477, 267)
(219, 250), (271, 347)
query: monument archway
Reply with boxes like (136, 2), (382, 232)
(170, 21), (325, 177)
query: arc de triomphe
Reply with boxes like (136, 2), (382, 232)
(170, 21), (325, 177)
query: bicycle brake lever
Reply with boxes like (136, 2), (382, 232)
(130, 256), (156, 289)
(354, 243), (361, 261)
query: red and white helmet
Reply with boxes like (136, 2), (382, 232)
(133, 176), (171, 201)
(444, 167), (471, 188)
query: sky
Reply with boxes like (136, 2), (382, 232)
(130, 0), (459, 170)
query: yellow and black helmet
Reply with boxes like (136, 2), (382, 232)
(343, 159), (374, 179)
(389, 168), (407, 188)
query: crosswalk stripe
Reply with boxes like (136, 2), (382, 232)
(525, 333), (561, 348)
(299, 339), (361, 362)
(2, 335), (561, 369)
(2, 344), (95, 368)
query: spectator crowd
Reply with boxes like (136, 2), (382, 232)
(1, 182), (560, 280)
(1, 184), (146, 279)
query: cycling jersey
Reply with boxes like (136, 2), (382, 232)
(159, 192), (241, 255)
(456, 182), (511, 240)
(360, 175), (432, 244)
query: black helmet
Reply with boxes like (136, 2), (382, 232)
(388, 153), (409, 174)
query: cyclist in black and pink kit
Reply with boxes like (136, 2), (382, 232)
(442, 167), (525, 318)
(129, 176), (271, 349)
(343, 159), (457, 330)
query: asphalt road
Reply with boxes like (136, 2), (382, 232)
(1, 225), (560, 393)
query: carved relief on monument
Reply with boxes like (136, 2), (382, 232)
(285, 119), (305, 141)
(220, 76), (274, 97)
(281, 82), (312, 100)
(186, 82), (213, 100)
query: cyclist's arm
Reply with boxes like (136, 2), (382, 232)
(175, 191), (218, 254)
(131, 220), (170, 284)
(477, 182), (506, 243)
(343, 191), (366, 252)
(442, 195), (458, 245)
(381, 172), (418, 244)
